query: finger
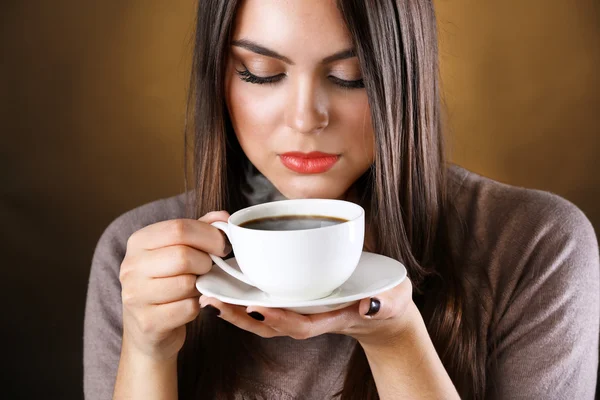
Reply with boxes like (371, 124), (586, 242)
(247, 305), (359, 340)
(127, 217), (230, 256)
(140, 274), (200, 305)
(150, 297), (201, 332)
(198, 211), (232, 255)
(199, 296), (280, 339)
(358, 278), (413, 320)
(133, 245), (213, 278)
(198, 211), (231, 224)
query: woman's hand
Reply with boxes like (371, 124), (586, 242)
(119, 211), (231, 362)
(199, 276), (414, 347)
(200, 279), (459, 399)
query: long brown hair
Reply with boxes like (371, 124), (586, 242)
(179, 1), (486, 399)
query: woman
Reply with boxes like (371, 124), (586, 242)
(84, 1), (599, 399)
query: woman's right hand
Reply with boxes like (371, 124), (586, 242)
(118, 211), (231, 362)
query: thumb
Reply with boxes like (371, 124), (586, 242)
(357, 278), (413, 320)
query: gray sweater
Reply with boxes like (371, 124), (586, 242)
(84, 166), (599, 399)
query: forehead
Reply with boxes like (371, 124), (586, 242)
(231, 0), (354, 59)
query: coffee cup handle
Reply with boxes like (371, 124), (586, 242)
(209, 221), (256, 287)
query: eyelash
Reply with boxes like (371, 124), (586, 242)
(236, 68), (365, 89)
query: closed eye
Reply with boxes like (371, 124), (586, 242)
(236, 68), (285, 85)
(328, 76), (365, 89)
(236, 68), (365, 90)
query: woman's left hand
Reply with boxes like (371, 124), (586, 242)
(199, 278), (414, 347)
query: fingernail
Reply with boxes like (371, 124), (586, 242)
(202, 305), (221, 317)
(365, 298), (381, 316)
(248, 311), (265, 321)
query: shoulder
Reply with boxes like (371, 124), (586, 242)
(448, 165), (599, 332)
(447, 167), (600, 398)
(447, 164), (599, 314)
(94, 192), (190, 262)
(448, 164), (597, 256)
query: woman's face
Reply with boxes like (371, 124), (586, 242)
(225, 0), (375, 200)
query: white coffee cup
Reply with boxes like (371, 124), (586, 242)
(209, 199), (365, 301)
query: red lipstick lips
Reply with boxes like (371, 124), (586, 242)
(279, 151), (339, 174)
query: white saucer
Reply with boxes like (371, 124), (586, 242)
(196, 252), (407, 314)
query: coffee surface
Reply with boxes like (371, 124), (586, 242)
(240, 215), (347, 231)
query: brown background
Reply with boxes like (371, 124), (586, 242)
(1, 1), (598, 399)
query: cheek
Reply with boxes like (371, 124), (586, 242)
(227, 79), (284, 147)
(337, 95), (375, 160)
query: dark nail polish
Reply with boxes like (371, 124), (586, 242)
(366, 298), (381, 316)
(203, 305), (221, 316)
(248, 311), (265, 321)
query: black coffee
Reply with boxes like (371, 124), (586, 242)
(240, 215), (348, 231)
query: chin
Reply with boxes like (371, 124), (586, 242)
(275, 177), (350, 200)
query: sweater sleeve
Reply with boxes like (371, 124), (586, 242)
(486, 198), (599, 400)
(83, 215), (132, 400)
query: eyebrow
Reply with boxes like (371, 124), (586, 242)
(231, 39), (356, 65)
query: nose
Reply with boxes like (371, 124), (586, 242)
(284, 76), (329, 134)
